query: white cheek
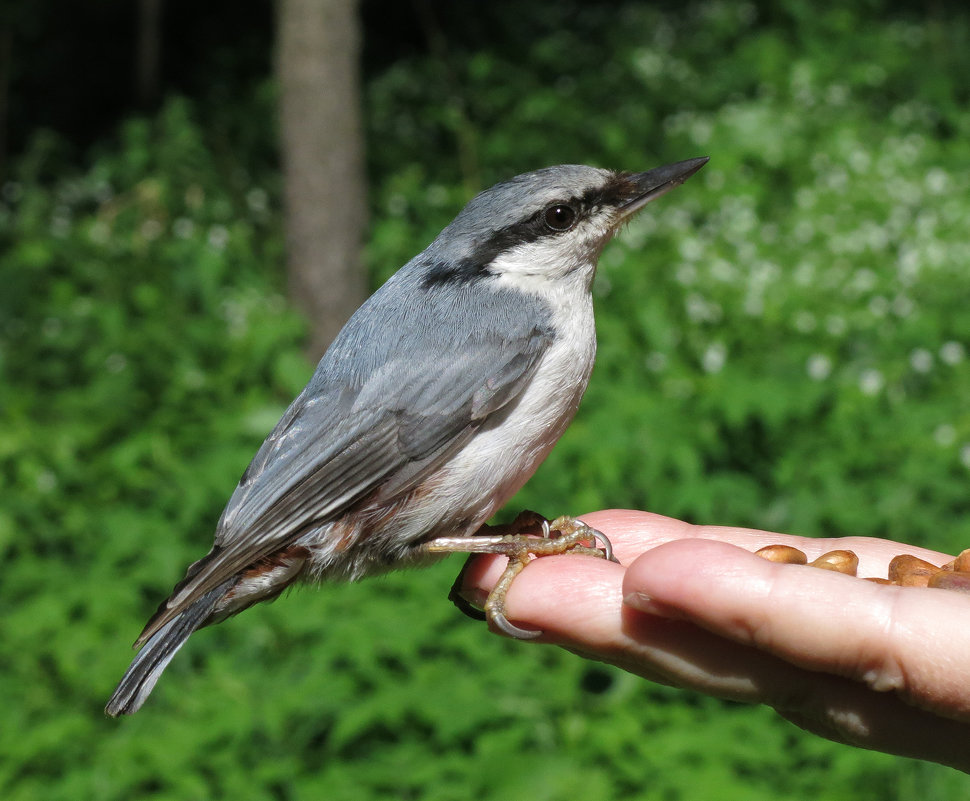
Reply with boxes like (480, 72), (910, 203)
(487, 220), (614, 285)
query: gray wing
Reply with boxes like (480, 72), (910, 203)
(143, 274), (554, 638)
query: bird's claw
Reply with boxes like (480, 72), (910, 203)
(435, 514), (617, 640)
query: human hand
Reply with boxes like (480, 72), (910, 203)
(457, 510), (970, 773)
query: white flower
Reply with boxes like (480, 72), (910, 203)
(88, 221), (110, 244)
(807, 354), (832, 380)
(679, 238), (704, 262)
(826, 316), (848, 336)
(897, 248), (921, 283)
(50, 212), (71, 238)
(793, 261), (816, 286)
(644, 352), (667, 373)
(909, 348), (933, 373)
(848, 148), (871, 173)
(140, 218), (163, 241)
(685, 293), (721, 323)
(940, 341), (965, 365)
(676, 263), (698, 285)
(849, 268), (877, 293)
(859, 369), (884, 396)
(924, 168), (948, 194)
(892, 295), (914, 317)
(702, 342), (727, 374)
(36, 470), (57, 493)
(173, 218), (195, 239)
(794, 219), (815, 243)
(105, 353), (128, 373)
(794, 310), (817, 333)
(709, 259), (736, 283)
(386, 194), (407, 216)
(935, 425), (956, 447)
(868, 296), (889, 317)
(246, 187), (269, 213)
(208, 224), (230, 250)
(795, 187), (816, 209)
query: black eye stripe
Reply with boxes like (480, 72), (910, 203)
(422, 178), (629, 287)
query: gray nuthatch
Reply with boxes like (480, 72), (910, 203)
(106, 157), (708, 716)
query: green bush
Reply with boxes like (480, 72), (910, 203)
(3, 2), (970, 799)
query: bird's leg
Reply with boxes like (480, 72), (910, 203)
(425, 513), (619, 640)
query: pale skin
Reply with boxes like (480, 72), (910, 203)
(457, 509), (970, 773)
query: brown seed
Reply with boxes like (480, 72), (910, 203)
(951, 549), (970, 573)
(809, 550), (859, 575)
(864, 577), (894, 585)
(754, 544), (808, 565)
(928, 571), (970, 594)
(888, 554), (941, 587)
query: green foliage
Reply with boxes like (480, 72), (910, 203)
(367, 1), (970, 552)
(4, 2), (970, 800)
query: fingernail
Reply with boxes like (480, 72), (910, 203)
(623, 592), (676, 617)
(454, 587), (489, 611)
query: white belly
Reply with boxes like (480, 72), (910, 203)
(425, 277), (597, 531)
(307, 270), (598, 579)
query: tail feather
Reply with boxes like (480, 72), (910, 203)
(105, 582), (231, 716)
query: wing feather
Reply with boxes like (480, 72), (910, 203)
(143, 277), (555, 639)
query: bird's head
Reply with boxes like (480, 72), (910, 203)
(422, 158), (708, 290)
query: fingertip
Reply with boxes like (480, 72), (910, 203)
(622, 590), (685, 619)
(501, 554), (627, 643)
(621, 538), (761, 606)
(454, 550), (627, 642)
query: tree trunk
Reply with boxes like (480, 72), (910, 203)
(135, 0), (163, 106)
(0, 29), (8, 180)
(277, 0), (367, 360)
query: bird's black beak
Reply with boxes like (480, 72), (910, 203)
(617, 157), (709, 219)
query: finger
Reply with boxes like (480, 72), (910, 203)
(460, 545), (847, 704)
(579, 509), (952, 576)
(458, 508), (952, 605)
(623, 538), (970, 721)
(614, 596), (970, 771)
(461, 544), (970, 771)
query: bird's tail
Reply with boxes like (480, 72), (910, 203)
(105, 582), (230, 717)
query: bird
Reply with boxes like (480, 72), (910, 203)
(105, 156), (708, 716)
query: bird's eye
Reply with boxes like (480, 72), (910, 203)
(543, 204), (577, 231)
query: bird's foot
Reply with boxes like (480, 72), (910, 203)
(426, 511), (618, 640)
